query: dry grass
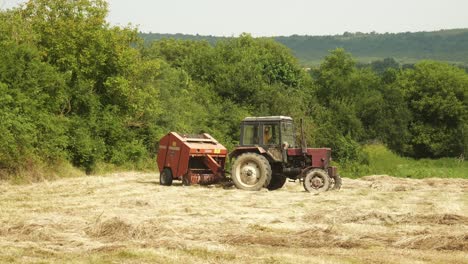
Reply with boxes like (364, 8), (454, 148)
(0, 173), (467, 263)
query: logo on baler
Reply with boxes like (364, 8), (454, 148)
(168, 141), (180, 151)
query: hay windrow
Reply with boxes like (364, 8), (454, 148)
(85, 217), (166, 241)
(394, 234), (468, 250)
(344, 212), (468, 226)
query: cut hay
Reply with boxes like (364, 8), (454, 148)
(0, 172), (467, 263)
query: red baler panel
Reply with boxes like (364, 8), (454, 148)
(177, 143), (190, 178)
(156, 134), (169, 172)
(156, 132), (228, 182)
(165, 134), (184, 178)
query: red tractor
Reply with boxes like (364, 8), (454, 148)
(229, 116), (341, 193)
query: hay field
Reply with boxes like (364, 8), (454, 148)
(0, 172), (467, 263)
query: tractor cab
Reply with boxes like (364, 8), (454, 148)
(238, 116), (296, 163)
(240, 116), (296, 149)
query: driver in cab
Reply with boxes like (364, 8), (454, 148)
(263, 126), (272, 144)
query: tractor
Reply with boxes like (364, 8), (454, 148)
(229, 116), (342, 192)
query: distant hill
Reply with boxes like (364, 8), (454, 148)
(140, 29), (468, 66)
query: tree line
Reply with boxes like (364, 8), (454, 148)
(142, 29), (468, 67)
(0, 0), (467, 178)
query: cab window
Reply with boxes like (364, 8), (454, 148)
(242, 124), (259, 145)
(262, 124), (279, 145)
(281, 122), (295, 147)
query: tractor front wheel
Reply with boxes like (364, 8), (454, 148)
(303, 169), (330, 193)
(231, 153), (272, 191)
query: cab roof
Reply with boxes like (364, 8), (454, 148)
(242, 116), (293, 122)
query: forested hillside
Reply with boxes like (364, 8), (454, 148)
(141, 29), (468, 66)
(1, 0), (467, 180)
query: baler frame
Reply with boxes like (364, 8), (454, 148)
(157, 132), (227, 185)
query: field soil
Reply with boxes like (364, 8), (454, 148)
(0, 172), (467, 263)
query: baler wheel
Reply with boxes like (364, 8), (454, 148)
(231, 153), (272, 191)
(267, 173), (287, 191)
(160, 168), (173, 186)
(303, 169), (330, 193)
(182, 175), (191, 186)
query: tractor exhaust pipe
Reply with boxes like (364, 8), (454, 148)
(300, 118), (307, 155)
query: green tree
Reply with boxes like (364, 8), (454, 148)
(312, 49), (366, 140)
(370, 57), (400, 75)
(374, 69), (411, 153)
(0, 41), (67, 175)
(311, 49), (412, 163)
(209, 34), (308, 109)
(0, 0), (165, 174)
(398, 61), (468, 158)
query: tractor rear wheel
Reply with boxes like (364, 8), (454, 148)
(303, 169), (330, 193)
(160, 168), (173, 186)
(267, 173), (287, 191)
(231, 153), (272, 191)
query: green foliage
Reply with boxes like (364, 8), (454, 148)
(0, 41), (67, 174)
(311, 49), (382, 162)
(334, 135), (369, 164)
(208, 34), (308, 109)
(1, 0), (467, 180)
(0, 0), (156, 176)
(397, 61), (468, 158)
(67, 119), (105, 174)
(369, 58), (400, 75)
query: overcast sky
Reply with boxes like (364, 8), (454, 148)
(2, 0), (468, 36)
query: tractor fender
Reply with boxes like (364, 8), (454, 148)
(299, 166), (320, 178)
(300, 166), (337, 178)
(229, 147), (282, 164)
(229, 146), (267, 160)
(299, 166), (313, 178)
